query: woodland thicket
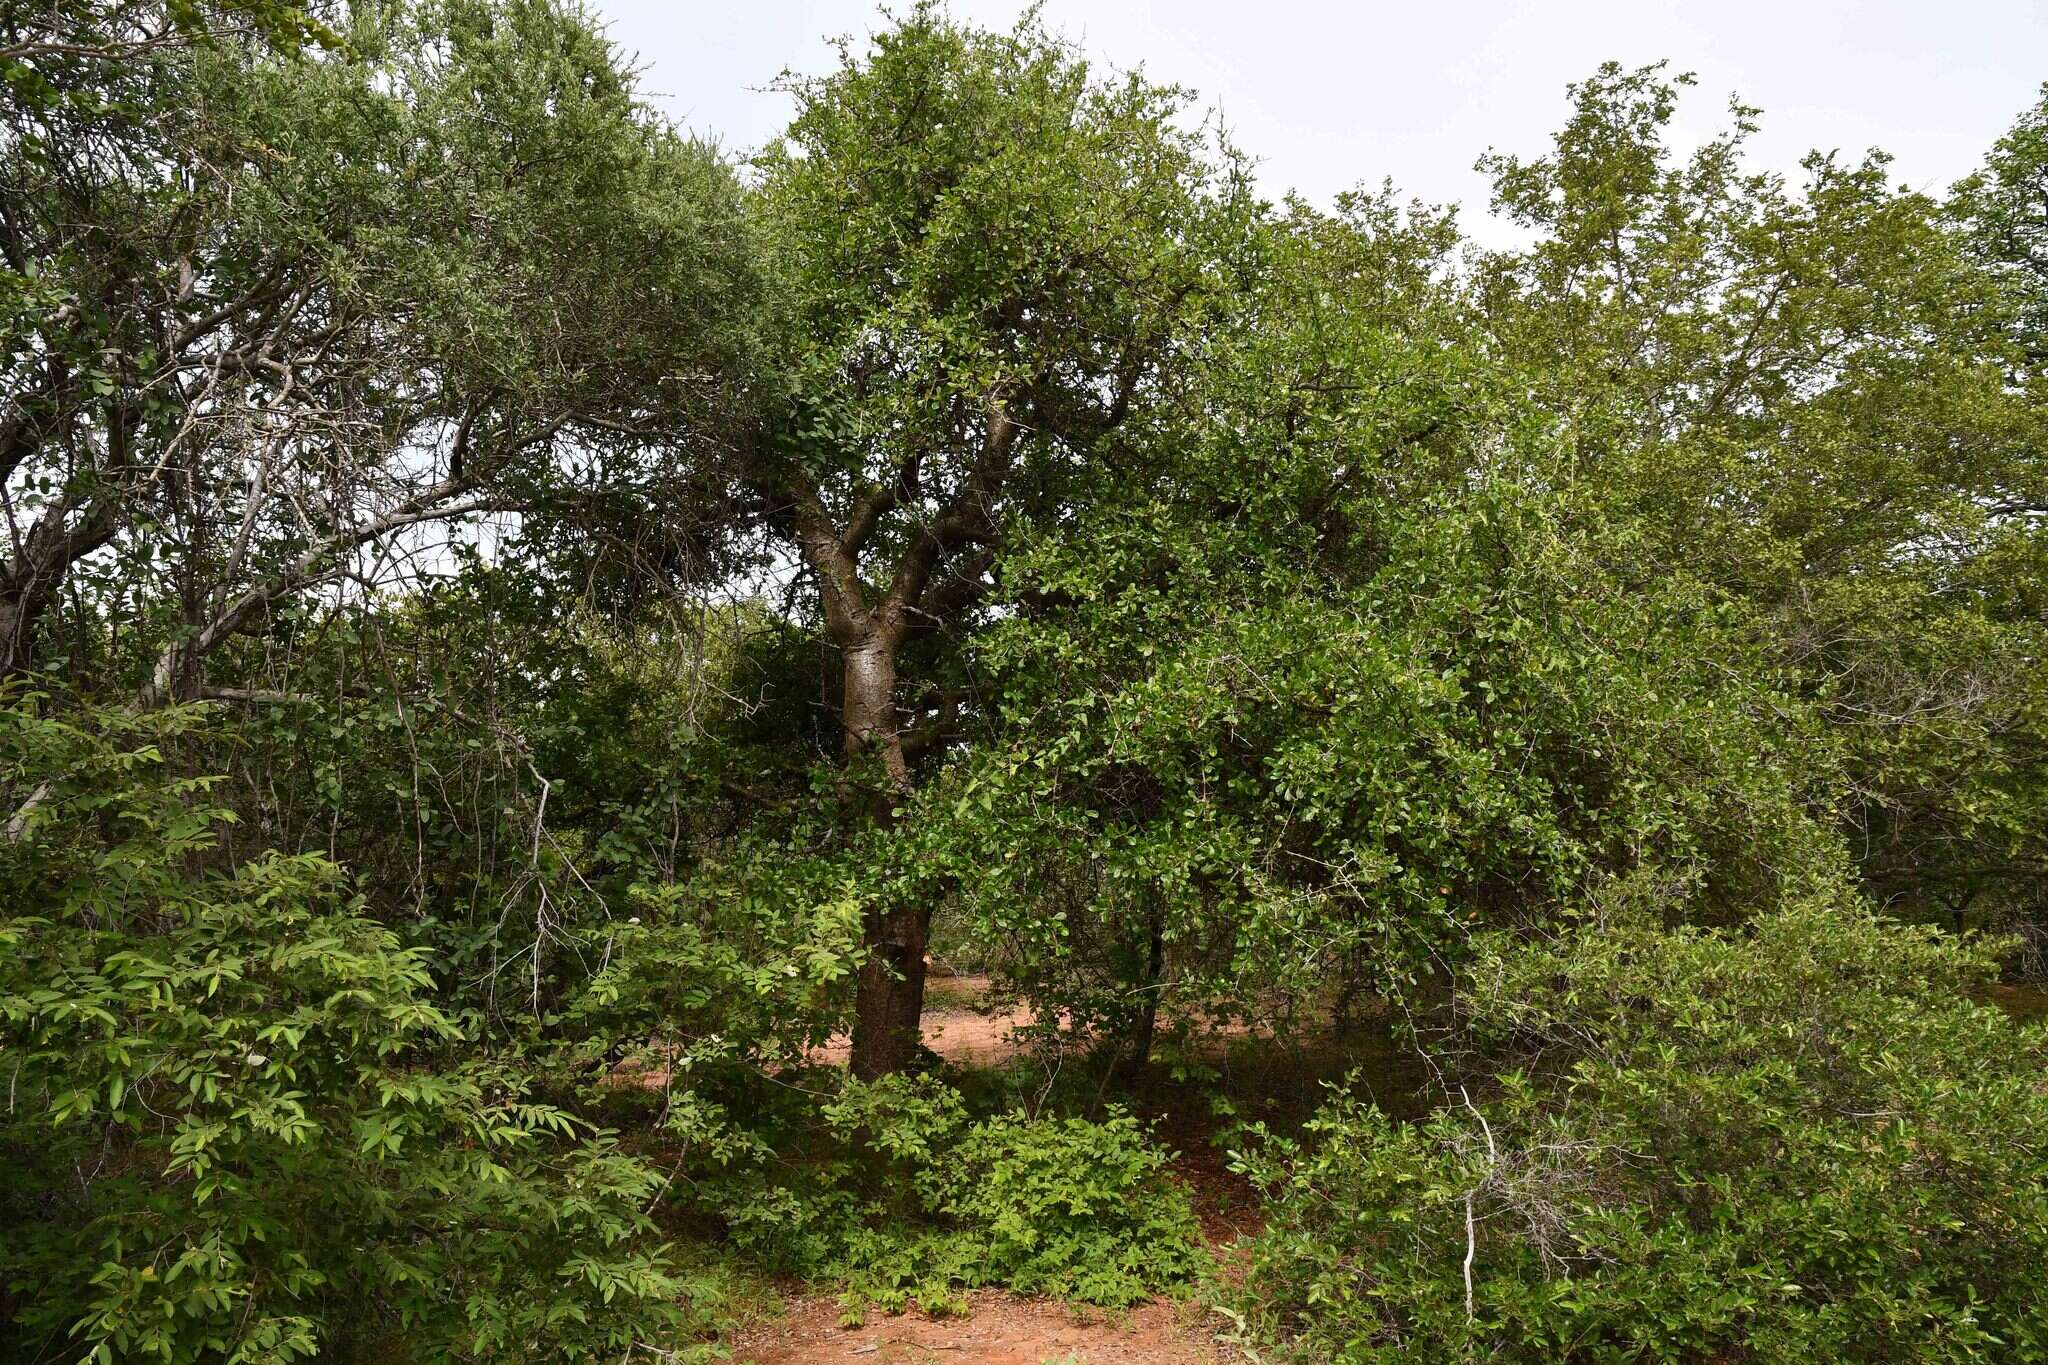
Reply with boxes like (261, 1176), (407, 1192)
(3, 3), (2046, 1361)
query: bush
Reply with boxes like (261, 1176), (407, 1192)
(1233, 893), (2048, 1362)
(0, 701), (712, 1363)
(719, 1074), (1205, 1318)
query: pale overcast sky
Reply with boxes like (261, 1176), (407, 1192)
(594, 1), (2046, 246)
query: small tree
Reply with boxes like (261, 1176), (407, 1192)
(739, 5), (1249, 1076)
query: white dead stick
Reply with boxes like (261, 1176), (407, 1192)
(1460, 1085), (1498, 1325)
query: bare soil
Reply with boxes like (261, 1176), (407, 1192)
(726, 1288), (1238, 1365)
(1983, 981), (2048, 1023)
(806, 974), (1041, 1068)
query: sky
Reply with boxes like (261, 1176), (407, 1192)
(591, 0), (2047, 247)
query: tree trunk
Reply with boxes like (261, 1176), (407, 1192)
(138, 640), (203, 709)
(0, 498), (122, 685)
(841, 634), (931, 1080)
(0, 589), (43, 681)
(851, 901), (932, 1080)
(1, 515), (98, 681)
(784, 407), (1020, 1080)
(1112, 905), (1166, 1088)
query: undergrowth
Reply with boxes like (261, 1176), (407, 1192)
(706, 1073), (1206, 1320)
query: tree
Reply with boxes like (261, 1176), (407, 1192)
(0, 0), (753, 700)
(1472, 64), (2048, 940)
(737, 6), (1249, 1076)
(1956, 82), (2048, 376)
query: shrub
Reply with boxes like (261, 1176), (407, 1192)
(1233, 894), (2048, 1362)
(0, 701), (710, 1363)
(718, 1074), (1205, 1317)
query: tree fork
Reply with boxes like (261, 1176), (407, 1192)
(783, 409), (1020, 1079)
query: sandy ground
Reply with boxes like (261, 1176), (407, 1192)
(726, 1288), (1237, 1365)
(805, 973), (1045, 1068)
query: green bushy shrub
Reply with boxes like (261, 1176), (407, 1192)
(0, 702), (714, 1363)
(1233, 893), (2048, 1362)
(714, 1074), (1204, 1318)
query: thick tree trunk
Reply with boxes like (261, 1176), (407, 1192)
(0, 589), (44, 681)
(851, 902), (932, 1080)
(0, 500), (117, 683)
(841, 640), (910, 790)
(841, 634), (932, 1080)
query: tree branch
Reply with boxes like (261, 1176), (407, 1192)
(878, 403), (1019, 643)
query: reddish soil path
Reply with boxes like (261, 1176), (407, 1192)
(807, 973), (1038, 1067)
(727, 1288), (1237, 1364)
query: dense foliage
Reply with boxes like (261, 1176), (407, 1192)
(1236, 896), (2048, 1361)
(773, 1076), (1203, 1317)
(3, 2), (2044, 1361)
(0, 702), (698, 1362)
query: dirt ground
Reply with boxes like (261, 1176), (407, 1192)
(806, 973), (1041, 1068)
(726, 1289), (1239, 1365)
